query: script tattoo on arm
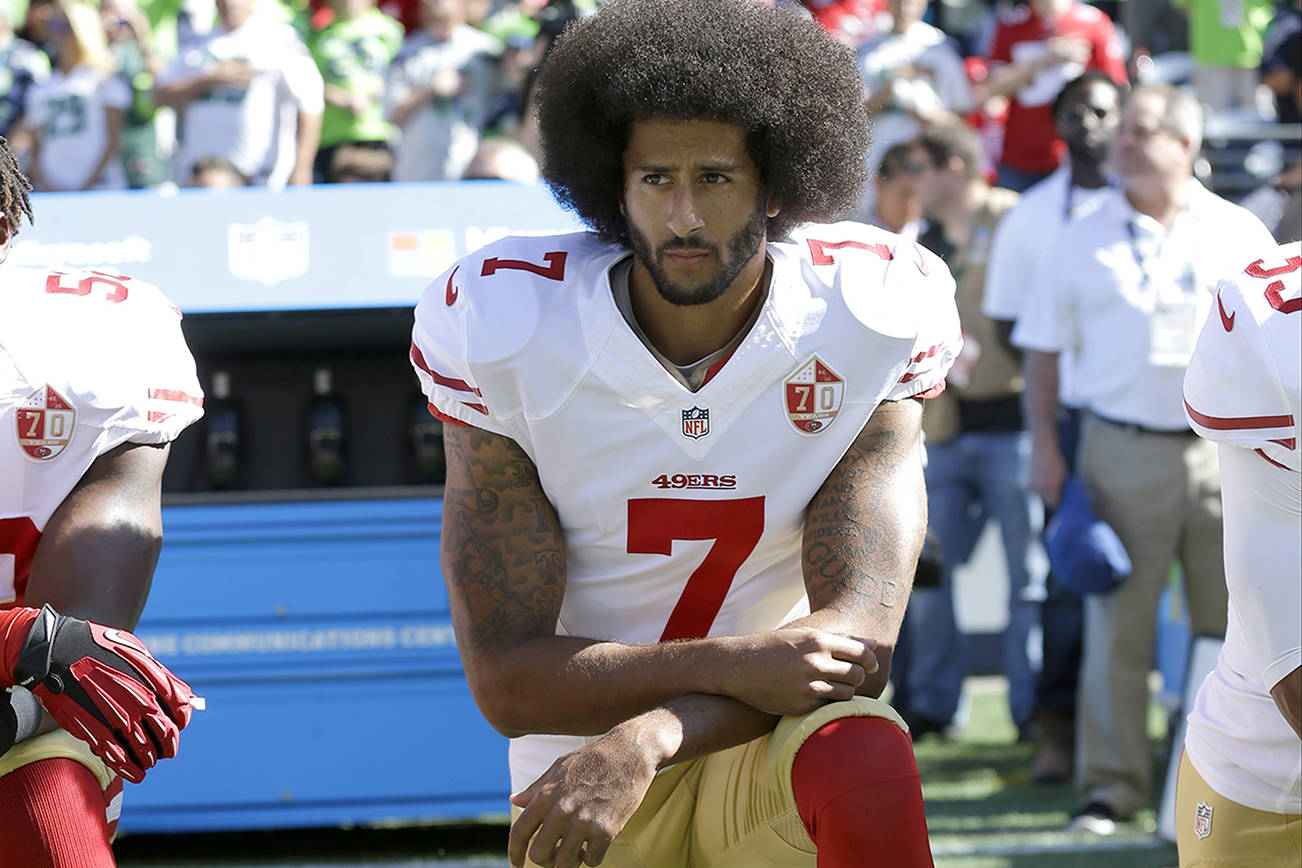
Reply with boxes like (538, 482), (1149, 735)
(441, 425), (566, 657)
(801, 398), (927, 645)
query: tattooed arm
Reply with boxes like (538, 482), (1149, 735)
(786, 397), (926, 695)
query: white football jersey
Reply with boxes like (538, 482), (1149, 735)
(1183, 241), (1301, 814)
(412, 223), (961, 789)
(0, 262), (203, 609)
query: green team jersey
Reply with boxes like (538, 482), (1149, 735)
(1173, 0), (1276, 68)
(310, 8), (403, 147)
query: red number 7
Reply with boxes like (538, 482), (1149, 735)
(627, 497), (765, 642)
(480, 251), (568, 281)
(806, 238), (893, 265)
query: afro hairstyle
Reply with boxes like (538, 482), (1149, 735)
(532, 0), (870, 244)
(0, 137), (31, 242)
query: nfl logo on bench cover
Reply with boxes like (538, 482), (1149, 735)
(682, 407), (709, 440)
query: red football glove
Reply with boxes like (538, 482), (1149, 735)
(0, 604), (196, 783)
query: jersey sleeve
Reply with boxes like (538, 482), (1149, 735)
(1184, 274), (1298, 454)
(410, 260), (513, 437)
(108, 278), (204, 444)
(883, 241), (963, 401)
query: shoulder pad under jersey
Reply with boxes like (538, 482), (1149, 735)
(411, 231), (623, 431)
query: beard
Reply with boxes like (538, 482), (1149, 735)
(1066, 135), (1110, 167)
(627, 202), (769, 307)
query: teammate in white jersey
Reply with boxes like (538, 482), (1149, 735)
(0, 137), (202, 865)
(411, 3), (961, 867)
(1176, 242), (1301, 866)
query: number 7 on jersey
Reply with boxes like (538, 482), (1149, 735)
(627, 497), (765, 642)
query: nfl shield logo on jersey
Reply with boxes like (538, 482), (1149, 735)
(784, 356), (844, 434)
(16, 385), (76, 461)
(682, 406), (710, 440)
(1194, 802), (1213, 839)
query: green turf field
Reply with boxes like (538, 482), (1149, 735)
(919, 677), (1179, 868)
(116, 676), (1182, 867)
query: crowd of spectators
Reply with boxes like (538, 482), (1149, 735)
(2, 0), (1298, 840)
(0, 0), (1296, 196)
(0, 0), (594, 189)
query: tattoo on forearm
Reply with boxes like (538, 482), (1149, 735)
(442, 427), (566, 652)
(802, 403), (925, 635)
(805, 541), (893, 609)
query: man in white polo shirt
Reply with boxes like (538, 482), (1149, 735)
(1013, 83), (1277, 833)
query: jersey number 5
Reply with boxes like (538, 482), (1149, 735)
(46, 271), (130, 303)
(627, 497), (764, 642)
(1245, 255), (1301, 315)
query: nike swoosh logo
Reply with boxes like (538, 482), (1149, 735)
(1217, 290), (1235, 332)
(103, 628), (151, 656)
(445, 266), (460, 306)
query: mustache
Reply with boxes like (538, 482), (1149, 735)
(658, 238), (718, 255)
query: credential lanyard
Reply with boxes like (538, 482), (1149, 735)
(1125, 219), (1195, 302)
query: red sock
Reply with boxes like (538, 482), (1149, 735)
(791, 716), (934, 868)
(0, 758), (116, 868)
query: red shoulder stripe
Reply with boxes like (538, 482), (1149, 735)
(410, 341), (483, 396)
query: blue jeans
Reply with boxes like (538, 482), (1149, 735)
(1036, 406), (1085, 712)
(902, 431), (1045, 728)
